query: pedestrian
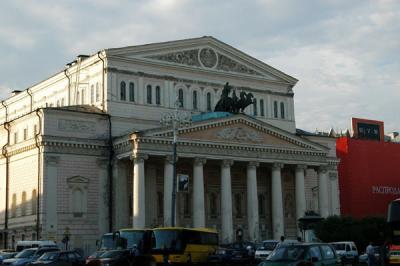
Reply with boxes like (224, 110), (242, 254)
(276, 236), (285, 248)
(366, 241), (375, 266)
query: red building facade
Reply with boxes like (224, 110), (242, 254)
(336, 137), (400, 218)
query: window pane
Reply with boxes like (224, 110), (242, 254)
(193, 91), (197, 109)
(120, 81), (126, 101)
(129, 83), (135, 102)
(91, 85), (94, 104)
(260, 99), (265, 116)
(178, 89), (184, 107)
(253, 98), (257, 116)
(274, 101), (278, 118)
(147, 85), (152, 104)
(280, 102), (285, 119)
(207, 93), (211, 111)
(96, 83), (100, 102)
(156, 86), (161, 105)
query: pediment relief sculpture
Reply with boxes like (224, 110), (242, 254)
(145, 48), (262, 76)
(216, 127), (263, 143)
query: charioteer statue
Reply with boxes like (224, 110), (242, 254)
(214, 82), (255, 113)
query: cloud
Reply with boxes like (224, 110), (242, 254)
(0, 0), (399, 132)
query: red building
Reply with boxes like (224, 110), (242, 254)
(336, 118), (400, 218)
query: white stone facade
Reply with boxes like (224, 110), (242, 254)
(0, 37), (340, 254)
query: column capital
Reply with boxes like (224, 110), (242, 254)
(194, 157), (207, 166)
(318, 165), (329, 174)
(96, 158), (108, 168)
(165, 155), (177, 164)
(296, 164), (308, 170)
(221, 159), (234, 168)
(131, 153), (148, 163)
(329, 172), (338, 181)
(45, 156), (59, 166)
(247, 161), (260, 168)
(272, 162), (284, 170)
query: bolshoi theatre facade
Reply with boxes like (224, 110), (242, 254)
(0, 37), (340, 253)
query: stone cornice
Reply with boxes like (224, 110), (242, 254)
(106, 67), (293, 97)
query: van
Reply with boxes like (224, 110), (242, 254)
(331, 241), (359, 265)
(15, 240), (57, 252)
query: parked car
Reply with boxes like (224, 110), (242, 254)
(85, 250), (107, 264)
(208, 242), (256, 265)
(86, 249), (132, 266)
(255, 240), (279, 262)
(358, 246), (380, 265)
(258, 242), (341, 266)
(27, 251), (85, 266)
(15, 241), (57, 252)
(2, 247), (60, 266)
(331, 241), (359, 265)
(0, 252), (18, 265)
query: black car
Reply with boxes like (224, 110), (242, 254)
(86, 250), (132, 266)
(27, 251), (84, 266)
(3, 247), (60, 266)
(208, 242), (257, 265)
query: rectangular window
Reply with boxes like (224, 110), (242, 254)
(14, 132), (18, 144)
(23, 128), (28, 140)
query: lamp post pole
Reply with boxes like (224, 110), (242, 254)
(161, 99), (191, 227)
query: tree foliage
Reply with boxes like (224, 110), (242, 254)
(315, 216), (390, 251)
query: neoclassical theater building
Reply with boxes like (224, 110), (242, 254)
(0, 37), (340, 253)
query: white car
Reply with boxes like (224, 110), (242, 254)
(254, 240), (279, 261)
(331, 241), (359, 265)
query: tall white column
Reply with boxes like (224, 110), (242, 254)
(113, 160), (129, 230)
(247, 161), (259, 242)
(97, 159), (109, 236)
(45, 156), (58, 240)
(221, 159), (234, 244)
(295, 165), (307, 222)
(318, 166), (329, 218)
(163, 156), (174, 227)
(329, 171), (340, 215)
(271, 163), (284, 239)
(193, 158), (206, 228)
(132, 154), (148, 228)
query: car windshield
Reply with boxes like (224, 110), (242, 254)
(100, 250), (125, 259)
(268, 245), (305, 262)
(100, 234), (117, 250)
(15, 249), (36, 258)
(259, 242), (278, 251)
(332, 244), (345, 251)
(38, 252), (59, 261)
(152, 230), (184, 253)
(120, 231), (145, 249)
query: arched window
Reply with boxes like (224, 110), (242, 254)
(11, 194), (17, 218)
(280, 102), (285, 119)
(260, 99), (265, 116)
(274, 101), (278, 118)
(90, 85), (94, 104)
(156, 86), (161, 105)
(120, 81), (126, 101)
(206, 92), (212, 111)
(178, 89), (184, 107)
(253, 98), (258, 116)
(32, 190), (37, 215)
(67, 176), (88, 218)
(21, 191), (27, 216)
(96, 83), (100, 102)
(147, 85), (152, 104)
(129, 82), (135, 102)
(76, 91), (80, 105)
(193, 91), (198, 110)
(81, 89), (85, 104)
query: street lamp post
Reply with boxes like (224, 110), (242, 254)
(160, 99), (191, 227)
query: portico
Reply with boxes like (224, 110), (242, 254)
(114, 114), (339, 243)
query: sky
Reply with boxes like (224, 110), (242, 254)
(0, 0), (399, 133)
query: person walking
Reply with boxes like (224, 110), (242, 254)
(366, 241), (375, 266)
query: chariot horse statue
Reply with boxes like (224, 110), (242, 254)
(214, 82), (255, 114)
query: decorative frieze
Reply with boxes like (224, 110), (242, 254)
(58, 119), (96, 134)
(216, 127), (263, 143)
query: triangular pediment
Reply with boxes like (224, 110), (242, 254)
(106, 36), (297, 85)
(136, 114), (328, 153)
